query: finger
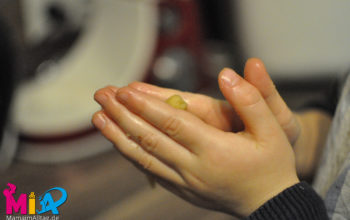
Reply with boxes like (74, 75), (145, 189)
(100, 85), (119, 93)
(128, 82), (187, 101)
(244, 58), (300, 143)
(114, 86), (224, 154)
(129, 82), (242, 132)
(92, 111), (185, 186)
(94, 87), (194, 167)
(218, 68), (283, 137)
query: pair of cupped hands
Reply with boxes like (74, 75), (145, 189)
(92, 58), (301, 217)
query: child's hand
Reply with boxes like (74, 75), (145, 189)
(128, 58), (300, 145)
(92, 67), (299, 217)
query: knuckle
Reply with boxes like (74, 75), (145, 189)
(278, 107), (294, 129)
(182, 170), (207, 191)
(109, 103), (122, 118)
(162, 116), (182, 137)
(238, 85), (261, 107)
(105, 85), (117, 91)
(274, 103), (287, 118)
(139, 133), (159, 153)
(264, 89), (278, 105)
(270, 100), (285, 117)
(139, 154), (153, 170)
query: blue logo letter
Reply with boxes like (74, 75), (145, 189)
(37, 187), (67, 214)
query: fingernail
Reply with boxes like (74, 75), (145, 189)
(93, 114), (106, 129)
(116, 91), (129, 103)
(221, 68), (240, 87)
(95, 93), (108, 105)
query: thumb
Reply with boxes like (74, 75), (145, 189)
(218, 68), (281, 137)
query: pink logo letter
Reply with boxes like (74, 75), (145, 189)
(3, 183), (27, 214)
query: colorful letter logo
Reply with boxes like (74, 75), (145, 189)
(3, 183), (67, 215)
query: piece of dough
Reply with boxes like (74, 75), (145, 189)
(165, 95), (187, 110)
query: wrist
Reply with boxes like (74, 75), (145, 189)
(240, 175), (300, 217)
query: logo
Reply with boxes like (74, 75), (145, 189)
(3, 183), (67, 217)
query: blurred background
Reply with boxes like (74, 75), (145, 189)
(1, 0), (350, 219)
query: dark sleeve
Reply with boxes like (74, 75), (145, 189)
(246, 182), (328, 220)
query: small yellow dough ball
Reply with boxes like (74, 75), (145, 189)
(165, 95), (187, 110)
